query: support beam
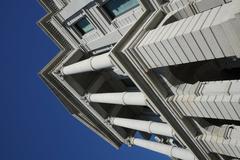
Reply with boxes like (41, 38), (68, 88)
(88, 92), (146, 106)
(110, 117), (174, 137)
(130, 138), (197, 160)
(61, 53), (114, 75)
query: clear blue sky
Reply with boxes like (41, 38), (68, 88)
(0, 1), (170, 160)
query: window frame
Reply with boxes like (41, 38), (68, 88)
(73, 17), (95, 36)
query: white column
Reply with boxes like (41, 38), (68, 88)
(61, 53), (114, 75)
(88, 92), (146, 106)
(110, 117), (174, 137)
(130, 138), (197, 160)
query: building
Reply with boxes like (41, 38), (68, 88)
(38, 0), (240, 159)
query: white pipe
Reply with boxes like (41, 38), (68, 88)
(88, 92), (146, 106)
(130, 138), (197, 160)
(110, 117), (174, 137)
(61, 53), (114, 75)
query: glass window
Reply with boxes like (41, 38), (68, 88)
(102, 0), (139, 19)
(75, 17), (94, 35)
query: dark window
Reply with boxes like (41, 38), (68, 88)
(75, 17), (94, 35)
(102, 0), (139, 19)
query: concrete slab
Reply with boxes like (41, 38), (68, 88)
(161, 22), (182, 64)
(230, 95), (240, 120)
(183, 14), (205, 61)
(176, 16), (197, 62)
(200, 95), (217, 118)
(148, 27), (169, 66)
(222, 95), (240, 120)
(168, 19), (189, 63)
(201, 7), (224, 58)
(215, 95), (232, 120)
(195, 96), (210, 117)
(155, 26), (175, 65)
(192, 10), (215, 60)
(207, 95), (224, 119)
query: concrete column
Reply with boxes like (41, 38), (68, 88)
(61, 53), (114, 75)
(130, 138), (197, 160)
(88, 92), (146, 106)
(110, 117), (174, 137)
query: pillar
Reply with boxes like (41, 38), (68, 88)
(88, 92), (146, 106)
(61, 53), (114, 75)
(110, 117), (174, 137)
(130, 138), (197, 160)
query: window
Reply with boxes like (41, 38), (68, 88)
(74, 17), (94, 35)
(102, 0), (139, 19)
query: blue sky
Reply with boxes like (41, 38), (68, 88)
(0, 1), (170, 159)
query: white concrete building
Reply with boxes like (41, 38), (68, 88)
(38, 0), (240, 159)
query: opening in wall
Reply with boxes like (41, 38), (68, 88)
(102, 0), (139, 19)
(74, 17), (94, 35)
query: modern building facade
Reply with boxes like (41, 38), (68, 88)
(38, 0), (240, 159)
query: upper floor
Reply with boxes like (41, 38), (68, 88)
(53, 0), (144, 53)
